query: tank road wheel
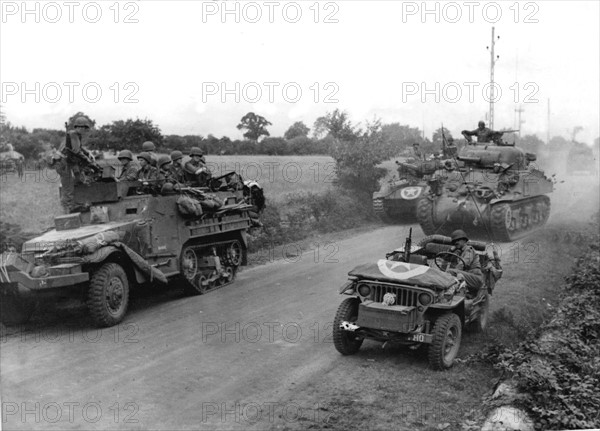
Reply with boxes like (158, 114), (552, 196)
(490, 203), (513, 242)
(333, 298), (363, 355)
(428, 313), (462, 370)
(225, 241), (243, 267)
(222, 266), (235, 284)
(471, 291), (489, 333)
(417, 197), (437, 235)
(87, 263), (130, 327)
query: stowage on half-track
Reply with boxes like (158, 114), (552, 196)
(0, 171), (264, 327)
(417, 132), (553, 242)
(332, 230), (502, 369)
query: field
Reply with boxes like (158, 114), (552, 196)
(0, 155), (335, 234)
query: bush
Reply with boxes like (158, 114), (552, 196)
(494, 237), (600, 430)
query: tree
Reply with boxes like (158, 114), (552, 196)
(313, 109), (356, 141)
(88, 118), (162, 152)
(284, 121), (310, 140)
(328, 117), (400, 200)
(237, 112), (272, 142)
(518, 134), (544, 154)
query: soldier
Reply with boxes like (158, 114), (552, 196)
(444, 137), (458, 158)
(445, 229), (483, 295)
(184, 147), (211, 186)
(141, 141), (158, 167)
(117, 150), (140, 181)
(462, 121), (495, 144)
(48, 116), (95, 213)
(136, 152), (160, 181)
(412, 143), (424, 161)
(169, 150), (186, 184)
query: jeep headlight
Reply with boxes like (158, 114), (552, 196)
(418, 292), (433, 306)
(357, 283), (371, 297)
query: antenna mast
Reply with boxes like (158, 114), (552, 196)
(487, 27), (500, 129)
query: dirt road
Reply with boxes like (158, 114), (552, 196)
(0, 212), (593, 430)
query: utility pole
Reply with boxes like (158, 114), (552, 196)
(515, 105), (525, 135)
(487, 27), (500, 129)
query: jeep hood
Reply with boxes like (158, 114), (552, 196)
(22, 221), (137, 253)
(348, 259), (457, 290)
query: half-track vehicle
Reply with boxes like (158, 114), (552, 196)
(417, 130), (553, 242)
(0, 171), (264, 327)
(332, 230), (502, 369)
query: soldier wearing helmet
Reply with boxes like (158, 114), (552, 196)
(136, 152), (159, 181)
(462, 121), (495, 144)
(445, 229), (483, 294)
(157, 154), (175, 186)
(49, 115), (95, 213)
(141, 141), (158, 167)
(169, 150), (186, 184)
(117, 150), (140, 181)
(184, 147), (211, 186)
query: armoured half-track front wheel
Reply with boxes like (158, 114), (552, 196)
(417, 198), (436, 236)
(428, 313), (462, 370)
(333, 298), (363, 355)
(87, 263), (130, 327)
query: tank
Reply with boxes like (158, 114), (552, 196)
(0, 170), (264, 327)
(373, 158), (443, 222)
(566, 143), (599, 176)
(416, 137), (553, 242)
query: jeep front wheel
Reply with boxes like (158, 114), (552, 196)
(428, 313), (462, 370)
(87, 263), (130, 327)
(333, 298), (363, 355)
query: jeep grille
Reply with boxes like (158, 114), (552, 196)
(371, 284), (419, 306)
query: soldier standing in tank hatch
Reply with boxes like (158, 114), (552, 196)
(184, 147), (211, 186)
(117, 150), (140, 181)
(462, 121), (496, 144)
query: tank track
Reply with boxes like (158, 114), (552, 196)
(417, 195), (551, 242)
(416, 197), (437, 235)
(373, 198), (394, 223)
(489, 196), (551, 242)
(181, 239), (242, 295)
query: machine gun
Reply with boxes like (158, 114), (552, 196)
(490, 130), (519, 146)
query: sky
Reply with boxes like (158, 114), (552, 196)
(1, 0), (599, 144)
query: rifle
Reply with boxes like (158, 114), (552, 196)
(64, 122), (102, 173)
(404, 227), (412, 263)
(441, 124), (447, 158)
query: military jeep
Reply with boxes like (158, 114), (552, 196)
(332, 231), (502, 369)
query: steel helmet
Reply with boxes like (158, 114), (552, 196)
(137, 152), (152, 163)
(478, 121), (485, 128)
(450, 229), (469, 243)
(117, 150), (133, 160)
(190, 147), (203, 157)
(142, 141), (156, 151)
(170, 150), (183, 162)
(157, 155), (171, 168)
(73, 116), (91, 128)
